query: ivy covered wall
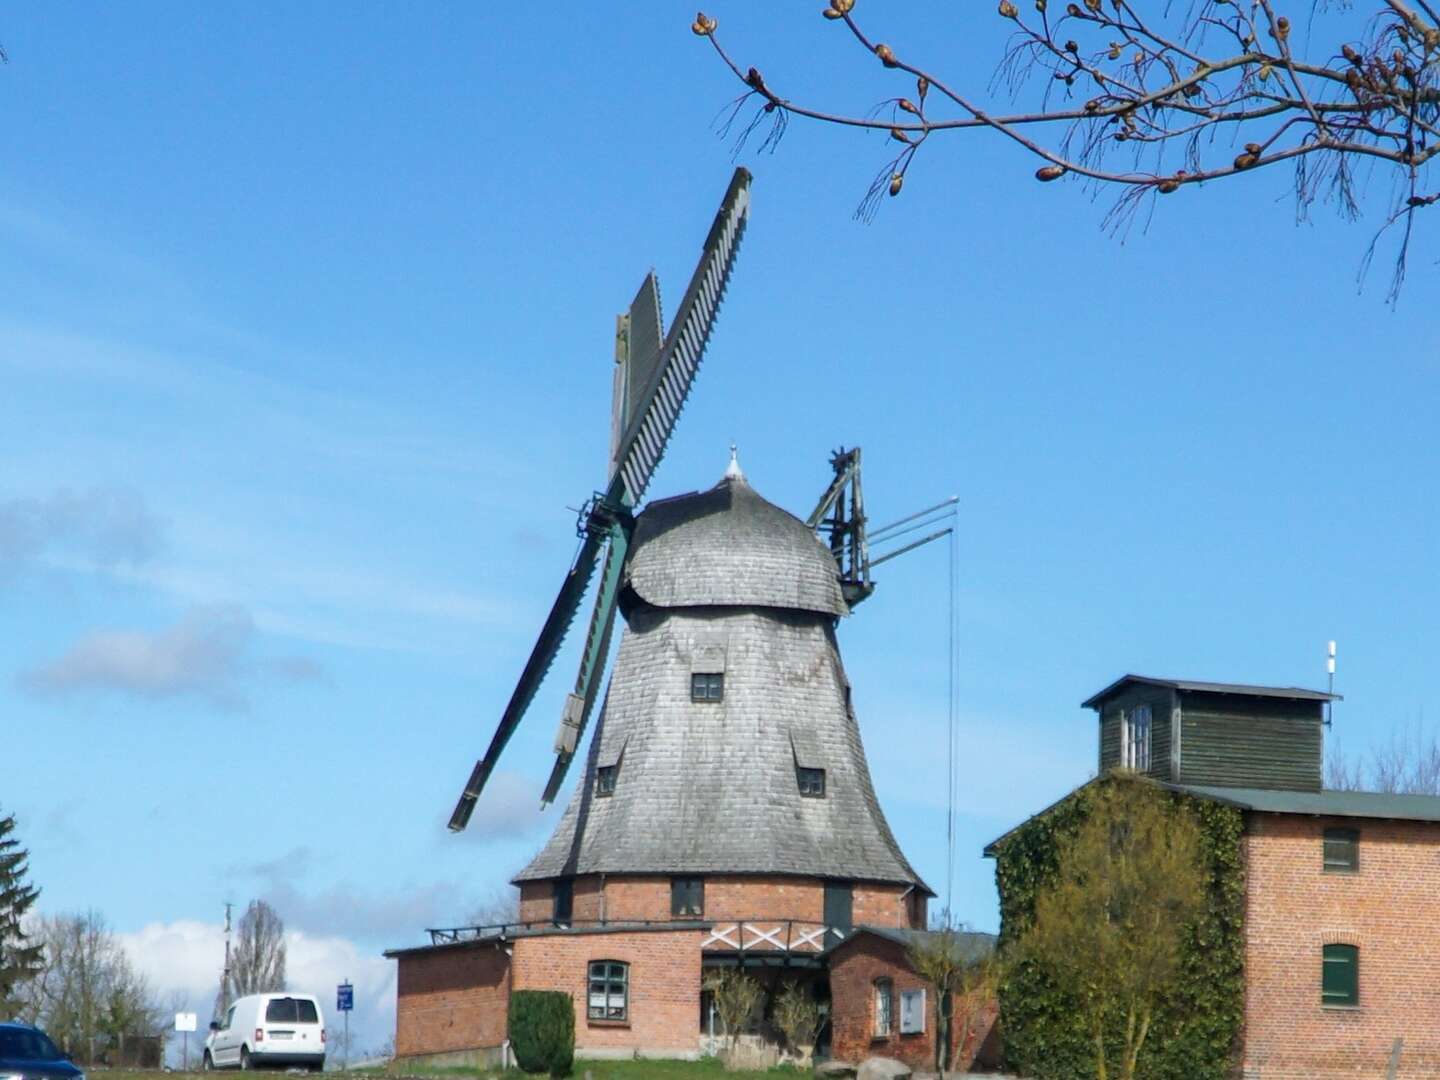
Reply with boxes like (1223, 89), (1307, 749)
(992, 779), (1246, 1080)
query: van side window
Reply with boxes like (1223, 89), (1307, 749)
(225, 1005), (236, 1029)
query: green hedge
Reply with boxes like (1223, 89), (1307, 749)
(993, 778), (1245, 1080)
(509, 990), (575, 1077)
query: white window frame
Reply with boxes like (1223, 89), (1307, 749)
(1122, 704), (1152, 771)
(873, 978), (894, 1037)
(899, 988), (926, 1034)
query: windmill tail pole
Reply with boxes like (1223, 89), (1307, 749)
(870, 526), (952, 567)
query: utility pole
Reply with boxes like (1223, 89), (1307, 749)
(221, 902), (234, 1016)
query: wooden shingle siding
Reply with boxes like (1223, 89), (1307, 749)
(1177, 693), (1323, 791)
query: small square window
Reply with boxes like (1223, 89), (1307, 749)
(899, 989), (926, 1034)
(671, 877), (704, 918)
(691, 672), (724, 702)
(596, 765), (617, 797)
(1323, 827), (1359, 873)
(1322, 943), (1359, 1007)
(798, 767), (826, 798)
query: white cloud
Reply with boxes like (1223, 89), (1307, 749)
(118, 920), (396, 1060)
(0, 485), (160, 574)
(17, 604), (322, 708)
(458, 769), (557, 843)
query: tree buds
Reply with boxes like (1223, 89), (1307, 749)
(691, 11), (718, 35)
(999, 0), (1019, 17)
(889, 173), (904, 196)
(1036, 164), (1066, 181)
(898, 98), (920, 114)
(875, 43), (898, 66)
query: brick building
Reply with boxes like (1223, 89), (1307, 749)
(990, 675), (1440, 1080)
(828, 927), (1000, 1074)
(386, 465), (952, 1068)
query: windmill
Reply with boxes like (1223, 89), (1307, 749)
(448, 168), (753, 831)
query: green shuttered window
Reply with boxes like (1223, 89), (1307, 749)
(1323, 827), (1359, 872)
(1322, 943), (1359, 1006)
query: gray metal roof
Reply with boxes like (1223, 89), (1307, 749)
(624, 475), (848, 617)
(834, 925), (996, 961)
(516, 599), (927, 891)
(983, 777), (1440, 858)
(1172, 784), (1440, 822)
(1081, 674), (1340, 710)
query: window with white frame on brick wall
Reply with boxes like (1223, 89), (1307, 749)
(874, 978), (894, 1037)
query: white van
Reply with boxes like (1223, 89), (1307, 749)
(204, 993), (326, 1071)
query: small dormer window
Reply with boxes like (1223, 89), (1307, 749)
(1122, 705), (1152, 771)
(596, 765), (618, 796)
(798, 766), (826, 797)
(691, 672), (724, 702)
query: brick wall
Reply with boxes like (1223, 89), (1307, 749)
(517, 874), (920, 928)
(393, 943), (510, 1060)
(828, 934), (996, 1073)
(1244, 813), (1440, 1079)
(512, 928), (704, 1058)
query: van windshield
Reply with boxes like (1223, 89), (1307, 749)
(264, 999), (319, 1024)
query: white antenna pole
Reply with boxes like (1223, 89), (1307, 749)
(1326, 641), (1337, 728)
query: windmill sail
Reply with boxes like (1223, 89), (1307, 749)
(609, 273), (664, 483)
(447, 529), (606, 831)
(611, 168), (751, 506)
(448, 168), (753, 831)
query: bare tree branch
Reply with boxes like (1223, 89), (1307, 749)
(693, 1), (1440, 295)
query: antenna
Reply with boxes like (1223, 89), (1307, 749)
(1325, 640), (1337, 728)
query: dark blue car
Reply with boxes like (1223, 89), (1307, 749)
(0, 1022), (85, 1080)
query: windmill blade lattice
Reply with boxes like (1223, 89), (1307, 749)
(611, 168), (751, 506)
(448, 168), (753, 830)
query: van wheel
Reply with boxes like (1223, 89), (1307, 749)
(202, 1052), (214, 1071)
(240, 1047), (252, 1071)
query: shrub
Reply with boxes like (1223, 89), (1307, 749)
(509, 990), (574, 1077)
(772, 981), (819, 1060)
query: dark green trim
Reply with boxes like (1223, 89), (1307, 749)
(1322, 943), (1359, 1006)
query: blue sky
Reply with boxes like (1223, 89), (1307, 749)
(3, 2), (1438, 1057)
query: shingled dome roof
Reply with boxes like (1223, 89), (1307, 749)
(625, 474), (848, 617)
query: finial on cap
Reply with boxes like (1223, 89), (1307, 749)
(723, 442), (746, 482)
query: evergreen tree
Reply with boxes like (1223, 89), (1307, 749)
(0, 810), (43, 1019)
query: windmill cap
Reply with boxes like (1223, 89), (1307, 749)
(625, 477), (847, 617)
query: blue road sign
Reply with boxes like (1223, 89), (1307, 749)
(337, 982), (354, 1012)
